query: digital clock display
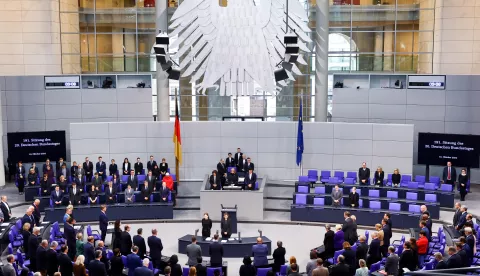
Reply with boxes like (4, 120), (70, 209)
(407, 75), (446, 90)
(44, 76), (80, 89)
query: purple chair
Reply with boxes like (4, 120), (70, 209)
(314, 186), (325, 194)
(207, 268), (222, 276)
(400, 181), (409, 188)
(344, 178), (355, 184)
(370, 201), (381, 209)
(106, 176), (113, 182)
(415, 175), (426, 183)
(298, 176), (308, 183)
(182, 267), (189, 276)
(401, 175), (412, 184)
(257, 268), (272, 276)
(328, 249), (344, 264)
(346, 171), (357, 183)
(334, 171), (344, 182)
(441, 184), (452, 192)
(295, 194), (307, 205)
(121, 175), (129, 182)
(370, 261), (381, 274)
(278, 265), (287, 276)
(409, 204), (421, 213)
(328, 177), (339, 184)
(308, 170), (318, 183)
(369, 190), (380, 197)
(389, 203), (401, 211)
(424, 182), (436, 190)
(384, 174), (393, 186)
(352, 189), (361, 196)
(408, 181), (419, 189)
(320, 171), (331, 182)
(313, 198), (325, 206)
(425, 194), (437, 202)
(386, 191), (398, 198)
(297, 186), (309, 193)
(429, 176), (440, 186)
(359, 199), (363, 208)
(406, 192), (418, 201)
(87, 225), (101, 242)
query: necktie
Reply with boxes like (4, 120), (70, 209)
(448, 167), (451, 180)
(56, 192), (59, 197)
(131, 176), (133, 181)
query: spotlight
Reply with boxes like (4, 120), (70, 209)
(285, 53), (298, 63)
(160, 60), (173, 71)
(284, 34), (298, 44)
(285, 44), (299, 54)
(282, 62), (293, 71)
(154, 45), (166, 55)
(156, 33), (169, 45)
(156, 55), (167, 64)
(274, 68), (289, 82)
(166, 67), (181, 80)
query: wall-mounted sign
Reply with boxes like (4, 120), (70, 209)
(408, 75), (446, 89)
(45, 76), (80, 89)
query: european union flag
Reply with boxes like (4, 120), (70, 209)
(296, 97), (304, 166)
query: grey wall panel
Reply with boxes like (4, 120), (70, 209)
(446, 75), (472, 91)
(470, 123), (480, 135)
(6, 90), (45, 106)
(116, 89), (151, 103)
(108, 122), (146, 138)
(6, 105), (45, 120)
(372, 124), (413, 141)
(303, 138), (334, 154)
(331, 118), (369, 123)
(0, 77), (5, 91)
(372, 156), (412, 175)
(405, 105), (445, 121)
(71, 139), (109, 154)
(7, 120), (45, 132)
(257, 153), (291, 168)
(257, 121), (296, 138)
(257, 137), (295, 153)
(81, 89), (117, 104)
(444, 122), (470, 134)
(182, 122), (218, 138)
(373, 141), (413, 158)
(146, 138), (174, 153)
(334, 122), (373, 140)
(445, 90), (480, 107)
(445, 106), (469, 122)
(470, 76), (480, 89)
(368, 104), (406, 120)
(45, 89), (82, 105)
(368, 89), (407, 104)
(1, 90), (6, 106)
(182, 153), (220, 169)
(146, 122), (174, 137)
(303, 122), (334, 139)
(302, 153), (333, 170)
(333, 104), (369, 119)
(332, 155), (372, 172)
(46, 119), (82, 131)
(406, 120), (445, 135)
(182, 137), (222, 153)
(109, 138), (147, 154)
(220, 138), (258, 154)
(333, 139), (372, 156)
(117, 103), (152, 118)
(70, 123), (109, 140)
(117, 117), (152, 122)
(406, 89), (446, 106)
(332, 88), (369, 104)
(45, 104), (82, 119)
(220, 122), (257, 137)
(5, 76), (44, 91)
(82, 118), (118, 123)
(82, 104), (118, 118)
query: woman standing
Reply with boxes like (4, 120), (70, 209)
(374, 166), (384, 186)
(122, 158), (131, 175)
(221, 212), (232, 239)
(392, 168), (401, 187)
(201, 213), (212, 239)
(458, 168), (469, 201)
(76, 233), (84, 257)
(160, 158), (169, 176)
(73, 255), (88, 276)
(113, 220), (122, 250)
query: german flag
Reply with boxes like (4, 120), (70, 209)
(173, 92), (182, 165)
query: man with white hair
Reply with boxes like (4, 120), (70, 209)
(465, 227), (475, 262)
(22, 206), (35, 232)
(134, 258), (154, 276)
(47, 241), (59, 276)
(456, 205), (468, 230)
(367, 231), (381, 266)
(435, 252), (447, 269)
(32, 199), (41, 226)
(36, 239), (49, 275)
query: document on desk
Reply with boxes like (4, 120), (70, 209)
(205, 238), (212, 241)
(1, 223), (9, 227)
(228, 238), (235, 241)
(239, 177), (245, 182)
(221, 240), (227, 243)
(107, 225), (114, 230)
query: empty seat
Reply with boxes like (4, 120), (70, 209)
(425, 194), (437, 202)
(299, 176), (308, 182)
(441, 184), (452, 192)
(297, 186), (309, 193)
(389, 203), (401, 211)
(386, 191), (398, 198)
(334, 171), (344, 182)
(314, 186), (325, 194)
(328, 177), (339, 184)
(369, 190), (380, 197)
(370, 201), (381, 209)
(401, 175), (412, 184)
(408, 181), (419, 189)
(415, 175), (426, 184)
(429, 176), (440, 185)
(409, 204), (421, 213)
(359, 199), (363, 208)
(424, 182), (436, 190)
(308, 170), (318, 183)
(344, 178), (355, 184)
(320, 171), (331, 182)
(313, 198), (325, 206)
(295, 194), (307, 205)
(385, 174), (393, 186)
(346, 171), (357, 183)
(406, 192), (418, 201)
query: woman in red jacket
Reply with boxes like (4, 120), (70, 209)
(417, 230), (429, 268)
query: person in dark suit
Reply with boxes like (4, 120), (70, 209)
(356, 235), (369, 266)
(146, 170), (156, 192)
(272, 241), (286, 273)
(96, 241), (108, 272)
(434, 252), (447, 269)
(105, 181), (117, 204)
(209, 170), (222, 190)
(244, 157), (254, 172)
(141, 181), (152, 202)
(36, 240), (48, 275)
(456, 206), (468, 230)
(458, 168), (469, 201)
(348, 187), (359, 207)
(111, 173), (121, 189)
(399, 242), (416, 275)
(40, 174), (53, 196)
(455, 242), (469, 267)
(46, 241), (59, 276)
(322, 224), (335, 259)
(121, 225), (133, 256)
(70, 161), (78, 178)
(133, 228), (147, 259)
(384, 246), (399, 276)
(28, 227), (41, 269)
(134, 259), (154, 276)
(367, 232), (381, 267)
(148, 229), (163, 269)
(16, 161), (26, 194)
(88, 184), (99, 205)
(225, 153), (235, 169)
(89, 250), (108, 276)
(74, 164), (86, 186)
(194, 257), (207, 276)
(109, 159), (118, 176)
(110, 248), (124, 276)
(96, 156), (107, 180)
(201, 213), (212, 239)
(22, 207), (35, 232)
(160, 181), (171, 202)
(134, 158), (144, 175)
(217, 159), (227, 178)
(27, 167), (37, 186)
(382, 218), (392, 256)
(392, 168), (401, 187)
(238, 154), (248, 175)
(56, 158), (66, 173)
(83, 236), (95, 265)
(358, 162), (370, 185)
(342, 242), (356, 276)
(32, 199), (41, 226)
(465, 229), (475, 261)
(57, 175), (68, 192)
(147, 156), (157, 172)
(127, 170), (138, 190)
(45, 164), (55, 179)
(374, 166), (384, 186)
(446, 246), (462, 269)
(0, 196), (11, 222)
(92, 173), (103, 191)
(227, 168), (238, 186)
(252, 237), (268, 266)
(99, 205), (108, 242)
(83, 157), (94, 182)
(159, 158), (168, 176)
(58, 245), (73, 276)
(209, 234), (224, 267)
(453, 202), (462, 226)
(234, 148), (243, 170)
(51, 186), (64, 207)
(64, 217), (77, 260)
(244, 168), (257, 190)
(443, 161), (457, 185)
(330, 255), (349, 276)
(342, 211), (357, 245)
(57, 163), (70, 182)
(125, 184), (135, 204)
(127, 246), (143, 276)
(122, 158), (132, 176)
(221, 212), (231, 239)
(69, 182), (82, 205)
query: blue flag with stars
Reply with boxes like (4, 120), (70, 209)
(296, 97), (304, 166)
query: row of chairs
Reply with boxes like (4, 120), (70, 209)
(49, 193), (173, 207)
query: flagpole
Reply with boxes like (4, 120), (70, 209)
(175, 88), (180, 186)
(300, 90), (303, 176)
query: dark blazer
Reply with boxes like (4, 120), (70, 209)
(22, 230), (31, 256)
(435, 260), (447, 269)
(27, 173), (38, 185)
(348, 192), (359, 207)
(147, 160), (158, 172)
(56, 168), (70, 181)
(244, 162), (254, 172)
(392, 173), (401, 185)
(121, 231), (133, 256)
(459, 174), (468, 192)
(141, 186), (152, 202)
(84, 242), (95, 265)
(133, 235), (147, 259)
(457, 212), (467, 229)
(147, 236), (163, 260)
(466, 235), (475, 258)
(96, 161), (106, 176)
(58, 253), (73, 276)
(32, 204), (41, 225)
(446, 253), (462, 269)
(110, 255), (124, 276)
(244, 172), (257, 185)
(194, 263), (207, 276)
(69, 186), (82, 205)
(28, 234), (40, 261)
(209, 174), (222, 188)
(443, 166), (457, 182)
(330, 263), (349, 276)
(374, 171), (384, 185)
(342, 217), (357, 244)
(324, 229), (335, 257)
(127, 175), (138, 190)
(92, 177), (103, 189)
(367, 238), (381, 265)
(105, 186), (117, 202)
(16, 166), (26, 179)
(36, 246), (48, 271)
(272, 246), (286, 272)
(225, 157), (235, 169)
(127, 253), (142, 276)
(356, 242), (369, 263)
(89, 189), (98, 203)
(134, 162), (143, 175)
(83, 161), (94, 176)
(109, 163), (118, 176)
(239, 264), (256, 276)
(56, 162), (67, 172)
(88, 259), (107, 276)
(146, 175), (156, 191)
(122, 162), (132, 174)
(342, 248), (356, 275)
(221, 218), (231, 236)
(70, 166), (78, 178)
(399, 249), (416, 274)
(51, 190), (64, 203)
(99, 211), (108, 233)
(457, 248), (469, 267)
(383, 224), (392, 246)
(64, 223), (76, 254)
(134, 267), (153, 276)
(209, 241), (224, 265)
(217, 162), (226, 176)
(202, 218), (212, 237)
(358, 168), (370, 183)
(22, 214), (35, 232)
(234, 152), (243, 167)
(160, 186), (170, 201)
(227, 173), (238, 185)
(453, 209), (462, 226)
(0, 202), (11, 221)
(46, 248), (59, 276)
(159, 163), (168, 174)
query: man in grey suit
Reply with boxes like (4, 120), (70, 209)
(384, 246), (399, 276)
(331, 185), (343, 206)
(3, 254), (16, 276)
(75, 164), (86, 184)
(125, 184), (135, 204)
(453, 202), (462, 226)
(186, 236), (202, 266)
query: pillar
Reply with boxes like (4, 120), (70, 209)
(156, 0), (170, 121)
(0, 84), (4, 186)
(315, 0), (329, 122)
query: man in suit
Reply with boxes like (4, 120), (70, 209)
(134, 258), (154, 276)
(367, 232), (381, 266)
(64, 217), (77, 260)
(109, 159), (118, 176)
(58, 245), (73, 276)
(56, 157), (66, 173)
(252, 237), (268, 266)
(121, 225), (133, 256)
(358, 162), (370, 185)
(244, 168), (257, 190)
(384, 213), (393, 229)
(225, 153), (235, 169)
(57, 163), (70, 182)
(96, 156), (107, 180)
(148, 228), (164, 269)
(3, 254), (16, 276)
(51, 186), (64, 207)
(356, 235), (369, 265)
(399, 242), (416, 274)
(342, 211), (357, 245)
(146, 170), (156, 192)
(465, 228), (475, 261)
(238, 154), (248, 175)
(147, 155), (157, 172)
(46, 241), (59, 276)
(453, 202), (462, 226)
(89, 250), (108, 276)
(331, 185), (343, 206)
(69, 182), (82, 205)
(22, 207), (35, 232)
(70, 161), (78, 178)
(384, 246), (399, 276)
(17, 161), (26, 193)
(195, 257), (207, 276)
(434, 252), (447, 269)
(456, 205), (468, 230)
(186, 236), (202, 266)
(36, 239), (48, 274)
(447, 246), (462, 269)
(133, 228), (147, 259)
(244, 157), (254, 171)
(217, 159), (227, 178)
(234, 148), (243, 170)
(92, 172), (103, 191)
(83, 157), (94, 182)
(99, 205), (108, 242)
(209, 234), (223, 267)
(125, 184), (135, 204)
(160, 181), (170, 202)
(134, 158), (144, 175)
(28, 227), (41, 265)
(141, 181), (152, 202)
(443, 161), (457, 185)
(96, 241), (109, 271)
(84, 236), (95, 265)
(382, 218), (392, 256)
(127, 246), (143, 276)
(32, 199), (41, 226)
(0, 196), (11, 221)
(330, 255), (349, 275)
(322, 224), (335, 259)
(105, 181), (117, 204)
(75, 163), (85, 184)
(127, 170), (139, 190)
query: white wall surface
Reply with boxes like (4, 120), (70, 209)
(70, 121), (414, 180)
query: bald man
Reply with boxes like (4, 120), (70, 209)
(252, 237), (268, 266)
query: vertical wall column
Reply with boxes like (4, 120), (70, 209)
(314, 0), (329, 122)
(0, 79), (5, 186)
(156, 0), (170, 121)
